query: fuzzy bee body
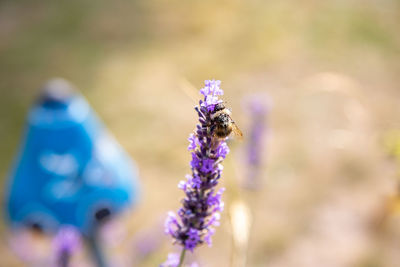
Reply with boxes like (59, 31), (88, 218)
(210, 103), (243, 139)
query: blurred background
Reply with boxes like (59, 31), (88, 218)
(1, 0), (400, 266)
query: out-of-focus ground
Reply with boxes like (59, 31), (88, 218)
(1, 0), (400, 266)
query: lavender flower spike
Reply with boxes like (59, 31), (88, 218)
(244, 96), (269, 189)
(163, 80), (230, 266)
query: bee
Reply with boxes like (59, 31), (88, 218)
(211, 103), (243, 139)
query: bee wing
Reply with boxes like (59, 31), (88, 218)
(232, 122), (243, 140)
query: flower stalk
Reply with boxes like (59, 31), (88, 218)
(177, 248), (186, 267)
(162, 80), (230, 266)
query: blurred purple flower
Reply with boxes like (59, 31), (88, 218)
(135, 234), (161, 258)
(132, 225), (163, 261)
(53, 225), (81, 267)
(164, 80), (230, 262)
(160, 253), (199, 267)
(244, 96), (269, 189)
(161, 253), (180, 267)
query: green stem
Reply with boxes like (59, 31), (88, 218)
(86, 230), (108, 267)
(177, 248), (186, 267)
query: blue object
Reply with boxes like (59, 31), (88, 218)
(5, 79), (140, 234)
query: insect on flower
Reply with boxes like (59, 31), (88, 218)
(210, 103), (243, 139)
(162, 79), (241, 267)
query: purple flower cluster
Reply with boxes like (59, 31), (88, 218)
(164, 80), (229, 254)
